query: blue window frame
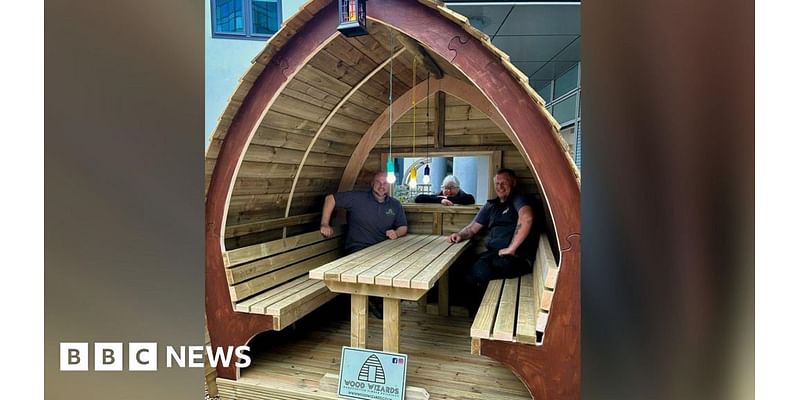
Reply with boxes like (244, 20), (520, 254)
(211, 0), (281, 40)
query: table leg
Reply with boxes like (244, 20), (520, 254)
(383, 298), (400, 352)
(438, 271), (449, 316)
(351, 294), (367, 348)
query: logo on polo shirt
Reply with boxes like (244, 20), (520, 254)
(385, 209), (395, 216)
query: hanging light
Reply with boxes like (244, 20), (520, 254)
(386, 159), (396, 184)
(386, 32), (396, 185)
(409, 166), (418, 189)
(337, 0), (368, 37)
(423, 72), (431, 185)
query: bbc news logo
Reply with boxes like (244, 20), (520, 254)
(59, 342), (251, 371)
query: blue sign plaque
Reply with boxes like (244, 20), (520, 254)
(338, 347), (408, 400)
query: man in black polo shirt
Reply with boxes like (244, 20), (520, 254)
(319, 171), (408, 252)
(448, 168), (536, 313)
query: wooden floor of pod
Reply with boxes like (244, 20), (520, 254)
(216, 300), (532, 400)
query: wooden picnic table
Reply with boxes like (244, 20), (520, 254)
(309, 234), (470, 352)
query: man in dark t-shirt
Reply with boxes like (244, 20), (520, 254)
(320, 172), (408, 318)
(320, 172), (408, 253)
(448, 168), (536, 313)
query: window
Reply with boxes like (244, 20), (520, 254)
(211, 0), (281, 39)
(390, 153), (494, 204)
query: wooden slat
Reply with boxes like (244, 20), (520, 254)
(234, 276), (316, 313)
(401, 204), (482, 214)
(229, 250), (340, 301)
(324, 280), (427, 301)
(541, 288), (554, 311)
(409, 240), (470, 289)
(242, 143), (350, 167)
(536, 310), (550, 333)
(223, 228), (342, 268)
(320, 236), (415, 280)
(438, 271), (449, 316)
(227, 238), (342, 284)
(273, 290), (339, 331)
(470, 280), (503, 338)
(225, 213), (321, 238)
(351, 294), (367, 348)
(338, 235), (426, 283)
(442, 213), (476, 234)
(373, 237), (446, 286)
(515, 273), (537, 344)
(540, 235), (560, 289)
(383, 298), (401, 352)
(390, 239), (452, 288)
(432, 211), (443, 235)
(266, 280), (330, 315)
(492, 278), (519, 341)
(308, 237), (398, 280)
(356, 235), (436, 284)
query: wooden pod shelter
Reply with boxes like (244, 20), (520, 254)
(205, 0), (581, 399)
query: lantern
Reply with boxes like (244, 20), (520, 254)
(337, 0), (368, 37)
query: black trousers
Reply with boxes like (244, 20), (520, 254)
(463, 251), (531, 311)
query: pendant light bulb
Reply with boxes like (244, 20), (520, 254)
(422, 164), (431, 184)
(386, 160), (396, 184)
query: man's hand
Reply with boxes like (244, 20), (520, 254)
(320, 225), (333, 238)
(448, 232), (462, 243)
(386, 229), (398, 240)
(498, 247), (516, 257)
(440, 198), (454, 206)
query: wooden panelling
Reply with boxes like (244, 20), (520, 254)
(282, 79), (340, 110)
(294, 64), (352, 98)
(442, 213), (476, 234)
(227, 195), (324, 225)
(252, 128), (354, 157)
(444, 134), (513, 146)
(242, 144), (349, 167)
(231, 162), (343, 180)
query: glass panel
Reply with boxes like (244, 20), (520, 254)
(553, 94), (577, 124)
(554, 63), (579, 99)
(252, 0), (280, 35)
(539, 81), (552, 103)
(215, 0), (245, 34)
(396, 156), (491, 204)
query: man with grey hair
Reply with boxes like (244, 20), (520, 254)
(414, 175), (475, 206)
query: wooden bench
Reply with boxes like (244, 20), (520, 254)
(221, 227), (345, 330)
(470, 233), (559, 347)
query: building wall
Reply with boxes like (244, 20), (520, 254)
(205, 0), (306, 145)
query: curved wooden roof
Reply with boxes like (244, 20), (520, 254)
(205, 0), (579, 246)
(205, 1), (581, 396)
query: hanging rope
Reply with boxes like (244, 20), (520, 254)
(412, 58), (416, 157)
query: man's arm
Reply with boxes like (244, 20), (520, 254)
(448, 221), (484, 243)
(498, 205), (534, 256)
(319, 194), (336, 237)
(386, 204), (409, 239)
(386, 225), (408, 240)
